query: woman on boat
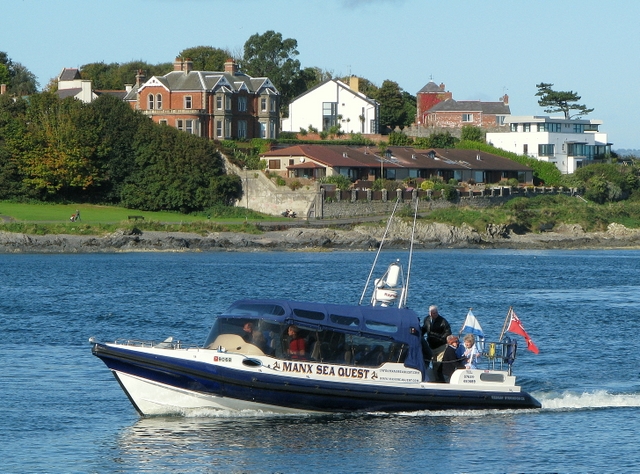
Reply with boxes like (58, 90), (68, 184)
(462, 334), (480, 369)
(441, 335), (465, 382)
(288, 325), (306, 360)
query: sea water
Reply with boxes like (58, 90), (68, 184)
(1, 250), (640, 473)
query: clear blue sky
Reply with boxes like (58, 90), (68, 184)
(3, 0), (639, 150)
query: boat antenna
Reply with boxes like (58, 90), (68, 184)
(399, 196), (419, 308)
(359, 197), (401, 305)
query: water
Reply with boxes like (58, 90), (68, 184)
(2, 250), (640, 473)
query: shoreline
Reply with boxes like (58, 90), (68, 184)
(2, 221), (640, 253)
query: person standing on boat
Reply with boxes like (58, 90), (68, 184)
(422, 305), (452, 381)
(441, 335), (466, 382)
(288, 325), (306, 360)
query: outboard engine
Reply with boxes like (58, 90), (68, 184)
(371, 261), (404, 307)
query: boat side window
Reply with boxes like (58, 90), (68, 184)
(329, 314), (360, 327)
(343, 335), (408, 367)
(292, 308), (325, 321)
(364, 320), (398, 333)
(226, 303), (285, 317)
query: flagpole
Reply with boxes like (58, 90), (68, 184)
(459, 307), (472, 336)
(498, 306), (512, 341)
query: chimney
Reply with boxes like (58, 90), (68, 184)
(439, 83), (445, 91)
(349, 75), (359, 93)
(173, 57), (183, 71)
(184, 58), (193, 73)
(224, 59), (238, 75)
(136, 70), (145, 87)
(501, 94), (509, 105)
(125, 84), (132, 93)
(0, 84), (6, 95)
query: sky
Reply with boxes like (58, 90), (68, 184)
(3, 0), (639, 150)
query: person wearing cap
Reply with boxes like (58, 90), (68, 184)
(441, 335), (466, 383)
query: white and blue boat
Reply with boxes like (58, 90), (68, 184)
(91, 202), (541, 415)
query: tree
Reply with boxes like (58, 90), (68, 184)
(535, 82), (594, 119)
(460, 125), (484, 142)
(177, 46), (231, 71)
(376, 80), (406, 130)
(241, 30), (301, 108)
(80, 61), (172, 90)
(0, 52), (39, 95)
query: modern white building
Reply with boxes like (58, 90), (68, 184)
(281, 77), (379, 135)
(486, 115), (612, 174)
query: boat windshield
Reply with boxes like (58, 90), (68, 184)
(204, 316), (408, 367)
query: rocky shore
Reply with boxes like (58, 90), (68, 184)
(1, 220), (640, 253)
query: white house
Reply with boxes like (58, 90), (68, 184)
(56, 68), (95, 103)
(281, 77), (379, 135)
(486, 115), (612, 174)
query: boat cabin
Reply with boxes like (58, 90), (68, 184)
(204, 299), (426, 372)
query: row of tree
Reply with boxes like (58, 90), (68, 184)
(0, 93), (241, 212)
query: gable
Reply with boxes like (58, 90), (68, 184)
(138, 77), (170, 93)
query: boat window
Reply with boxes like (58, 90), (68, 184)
(479, 373), (505, 383)
(204, 317), (280, 356)
(293, 308), (325, 321)
(225, 304), (285, 317)
(341, 335), (408, 367)
(364, 320), (398, 333)
(329, 314), (360, 326)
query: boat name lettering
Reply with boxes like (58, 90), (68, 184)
(463, 375), (476, 383)
(281, 362), (371, 379)
(214, 356), (232, 363)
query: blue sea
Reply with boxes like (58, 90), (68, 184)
(2, 249), (640, 473)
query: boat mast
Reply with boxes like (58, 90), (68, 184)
(399, 197), (419, 308)
(358, 197), (401, 305)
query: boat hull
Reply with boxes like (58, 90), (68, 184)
(93, 343), (541, 415)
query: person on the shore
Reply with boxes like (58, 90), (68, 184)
(441, 335), (465, 382)
(421, 305), (451, 380)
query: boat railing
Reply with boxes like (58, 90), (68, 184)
(114, 337), (189, 350)
(478, 339), (518, 373)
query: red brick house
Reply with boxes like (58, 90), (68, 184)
(415, 80), (510, 130)
(125, 58), (280, 139)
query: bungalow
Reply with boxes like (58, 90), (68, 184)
(261, 145), (533, 185)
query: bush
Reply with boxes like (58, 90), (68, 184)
(288, 180), (301, 191)
(319, 174), (353, 191)
(275, 176), (286, 186)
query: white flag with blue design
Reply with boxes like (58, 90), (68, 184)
(461, 310), (484, 338)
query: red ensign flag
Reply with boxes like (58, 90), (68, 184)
(507, 309), (539, 354)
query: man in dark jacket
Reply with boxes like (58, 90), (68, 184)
(421, 305), (452, 381)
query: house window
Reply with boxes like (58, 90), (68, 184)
(323, 102), (338, 131)
(268, 159), (281, 170)
(523, 144), (528, 154)
(270, 97), (276, 112)
(259, 121), (267, 138)
(156, 94), (162, 110)
(386, 169), (396, 179)
(216, 95), (223, 110)
(184, 96), (192, 109)
(510, 123), (518, 132)
(216, 120), (222, 138)
(238, 120), (247, 139)
(225, 119), (232, 138)
(462, 113), (473, 122)
(159, 119), (168, 126)
(538, 144), (555, 156)
(238, 96), (247, 112)
(261, 97), (267, 112)
(225, 95), (231, 111)
(495, 115), (505, 125)
(523, 123), (531, 132)
(289, 159), (294, 166)
(186, 120), (193, 134)
(148, 94), (154, 110)
(573, 123), (585, 133)
(176, 119), (184, 131)
(269, 121), (276, 139)
(537, 123), (561, 132)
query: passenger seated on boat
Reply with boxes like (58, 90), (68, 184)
(287, 325), (306, 360)
(441, 335), (466, 383)
(360, 345), (386, 367)
(242, 322), (266, 351)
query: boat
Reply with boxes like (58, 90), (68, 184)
(91, 201), (541, 415)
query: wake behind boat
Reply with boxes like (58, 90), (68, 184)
(91, 201), (541, 415)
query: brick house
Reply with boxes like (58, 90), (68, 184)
(415, 80), (510, 131)
(125, 58), (280, 139)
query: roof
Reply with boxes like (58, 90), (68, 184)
(428, 99), (510, 115)
(263, 144), (531, 172)
(56, 88), (82, 99)
(139, 69), (279, 95)
(417, 81), (446, 93)
(288, 78), (378, 106)
(58, 68), (81, 81)
(94, 90), (128, 100)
